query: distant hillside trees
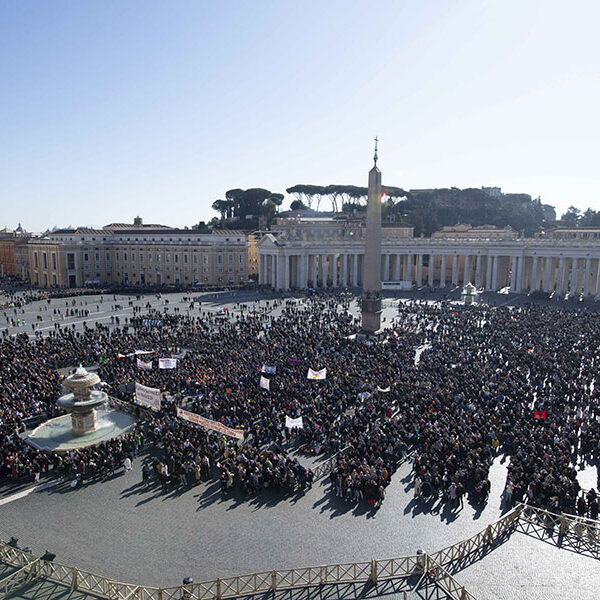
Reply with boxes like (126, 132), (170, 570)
(211, 188), (283, 229)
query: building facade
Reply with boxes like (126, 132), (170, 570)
(0, 225), (32, 279)
(29, 219), (248, 288)
(259, 217), (600, 298)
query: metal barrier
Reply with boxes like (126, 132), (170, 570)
(5, 487), (599, 599)
(517, 503), (600, 553)
(1, 503), (524, 600)
(429, 506), (522, 567)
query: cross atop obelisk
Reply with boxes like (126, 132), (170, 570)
(360, 137), (383, 335)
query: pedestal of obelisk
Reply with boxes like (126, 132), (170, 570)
(360, 142), (383, 336)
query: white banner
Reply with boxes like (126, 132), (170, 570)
(137, 358), (153, 370)
(358, 391), (372, 401)
(259, 376), (270, 391)
(159, 358), (177, 369)
(171, 350), (187, 359)
(118, 350), (155, 358)
(135, 382), (162, 411)
(377, 386), (391, 392)
(285, 415), (303, 429)
(261, 365), (276, 375)
(307, 368), (326, 380)
(176, 407), (244, 441)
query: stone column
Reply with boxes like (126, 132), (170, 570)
(569, 257), (578, 295)
(517, 256), (524, 293)
(485, 256), (493, 290)
(543, 257), (552, 292)
(266, 255), (271, 286)
(428, 254), (434, 287)
(312, 255), (319, 287)
(322, 255), (328, 287)
(300, 254), (308, 289)
(404, 255), (411, 282)
(440, 255), (447, 287)
(509, 257), (517, 292)
(463, 255), (471, 285)
(342, 254), (348, 287)
(492, 256), (499, 291)
(584, 258), (591, 296)
(332, 254), (338, 287)
(556, 257), (565, 295)
(530, 256), (539, 293)
(394, 254), (401, 281)
(383, 254), (390, 281)
(416, 254), (423, 287)
(283, 255), (290, 290)
(352, 254), (359, 286)
(259, 255), (265, 285)
(475, 255), (482, 288)
(452, 255), (458, 286)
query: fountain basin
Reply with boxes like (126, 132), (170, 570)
(26, 408), (137, 452)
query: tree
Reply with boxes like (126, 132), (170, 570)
(225, 189), (245, 217)
(290, 199), (307, 211)
(560, 206), (581, 227)
(211, 199), (229, 225)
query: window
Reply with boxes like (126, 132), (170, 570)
(34, 253), (38, 268)
(42, 253), (47, 269)
(184, 254), (188, 264)
(84, 253), (89, 261)
(52, 274), (57, 286)
(239, 254), (244, 264)
(115, 253), (119, 261)
(124, 253), (128, 261)
(228, 254), (233, 265)
(106, 252), (110, 261)
(140, 253), (144, 263)
(166, 254), (170, 263)
(194, 254), (198, 264)
(51, 253), (57, 269)
(203, 255), (208, 265)
(203, 267), (208, 274)
(217, 254), (223, 265)
(175, 254), (179, 263)
(95, 253), (100, 261)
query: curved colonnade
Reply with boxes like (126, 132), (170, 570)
(260, 238), (600, 297)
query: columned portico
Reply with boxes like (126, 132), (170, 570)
(258, 228), (600, 300)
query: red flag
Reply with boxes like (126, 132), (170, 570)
(533, 410), (547, 419)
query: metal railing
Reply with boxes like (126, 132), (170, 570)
(429, 506), (522, 567)
(4, 499), (599, 599)
(517, 503), (600, 551)
(0, 503), (522, 600)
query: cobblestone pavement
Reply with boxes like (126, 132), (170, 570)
(456, 531), (600, 600)
(0, 454), (521, 588)
(2, 287), (595, 339)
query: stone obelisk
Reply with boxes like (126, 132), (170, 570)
(360, 138), (382, 334)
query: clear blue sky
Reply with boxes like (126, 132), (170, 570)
(2, 0), (599, 231)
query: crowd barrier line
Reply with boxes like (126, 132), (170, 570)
(1, 506), (532, 600)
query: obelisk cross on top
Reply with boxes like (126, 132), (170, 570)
(360, 137), (383, 335)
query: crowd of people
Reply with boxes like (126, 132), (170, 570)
(0, 287), (599, 520)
